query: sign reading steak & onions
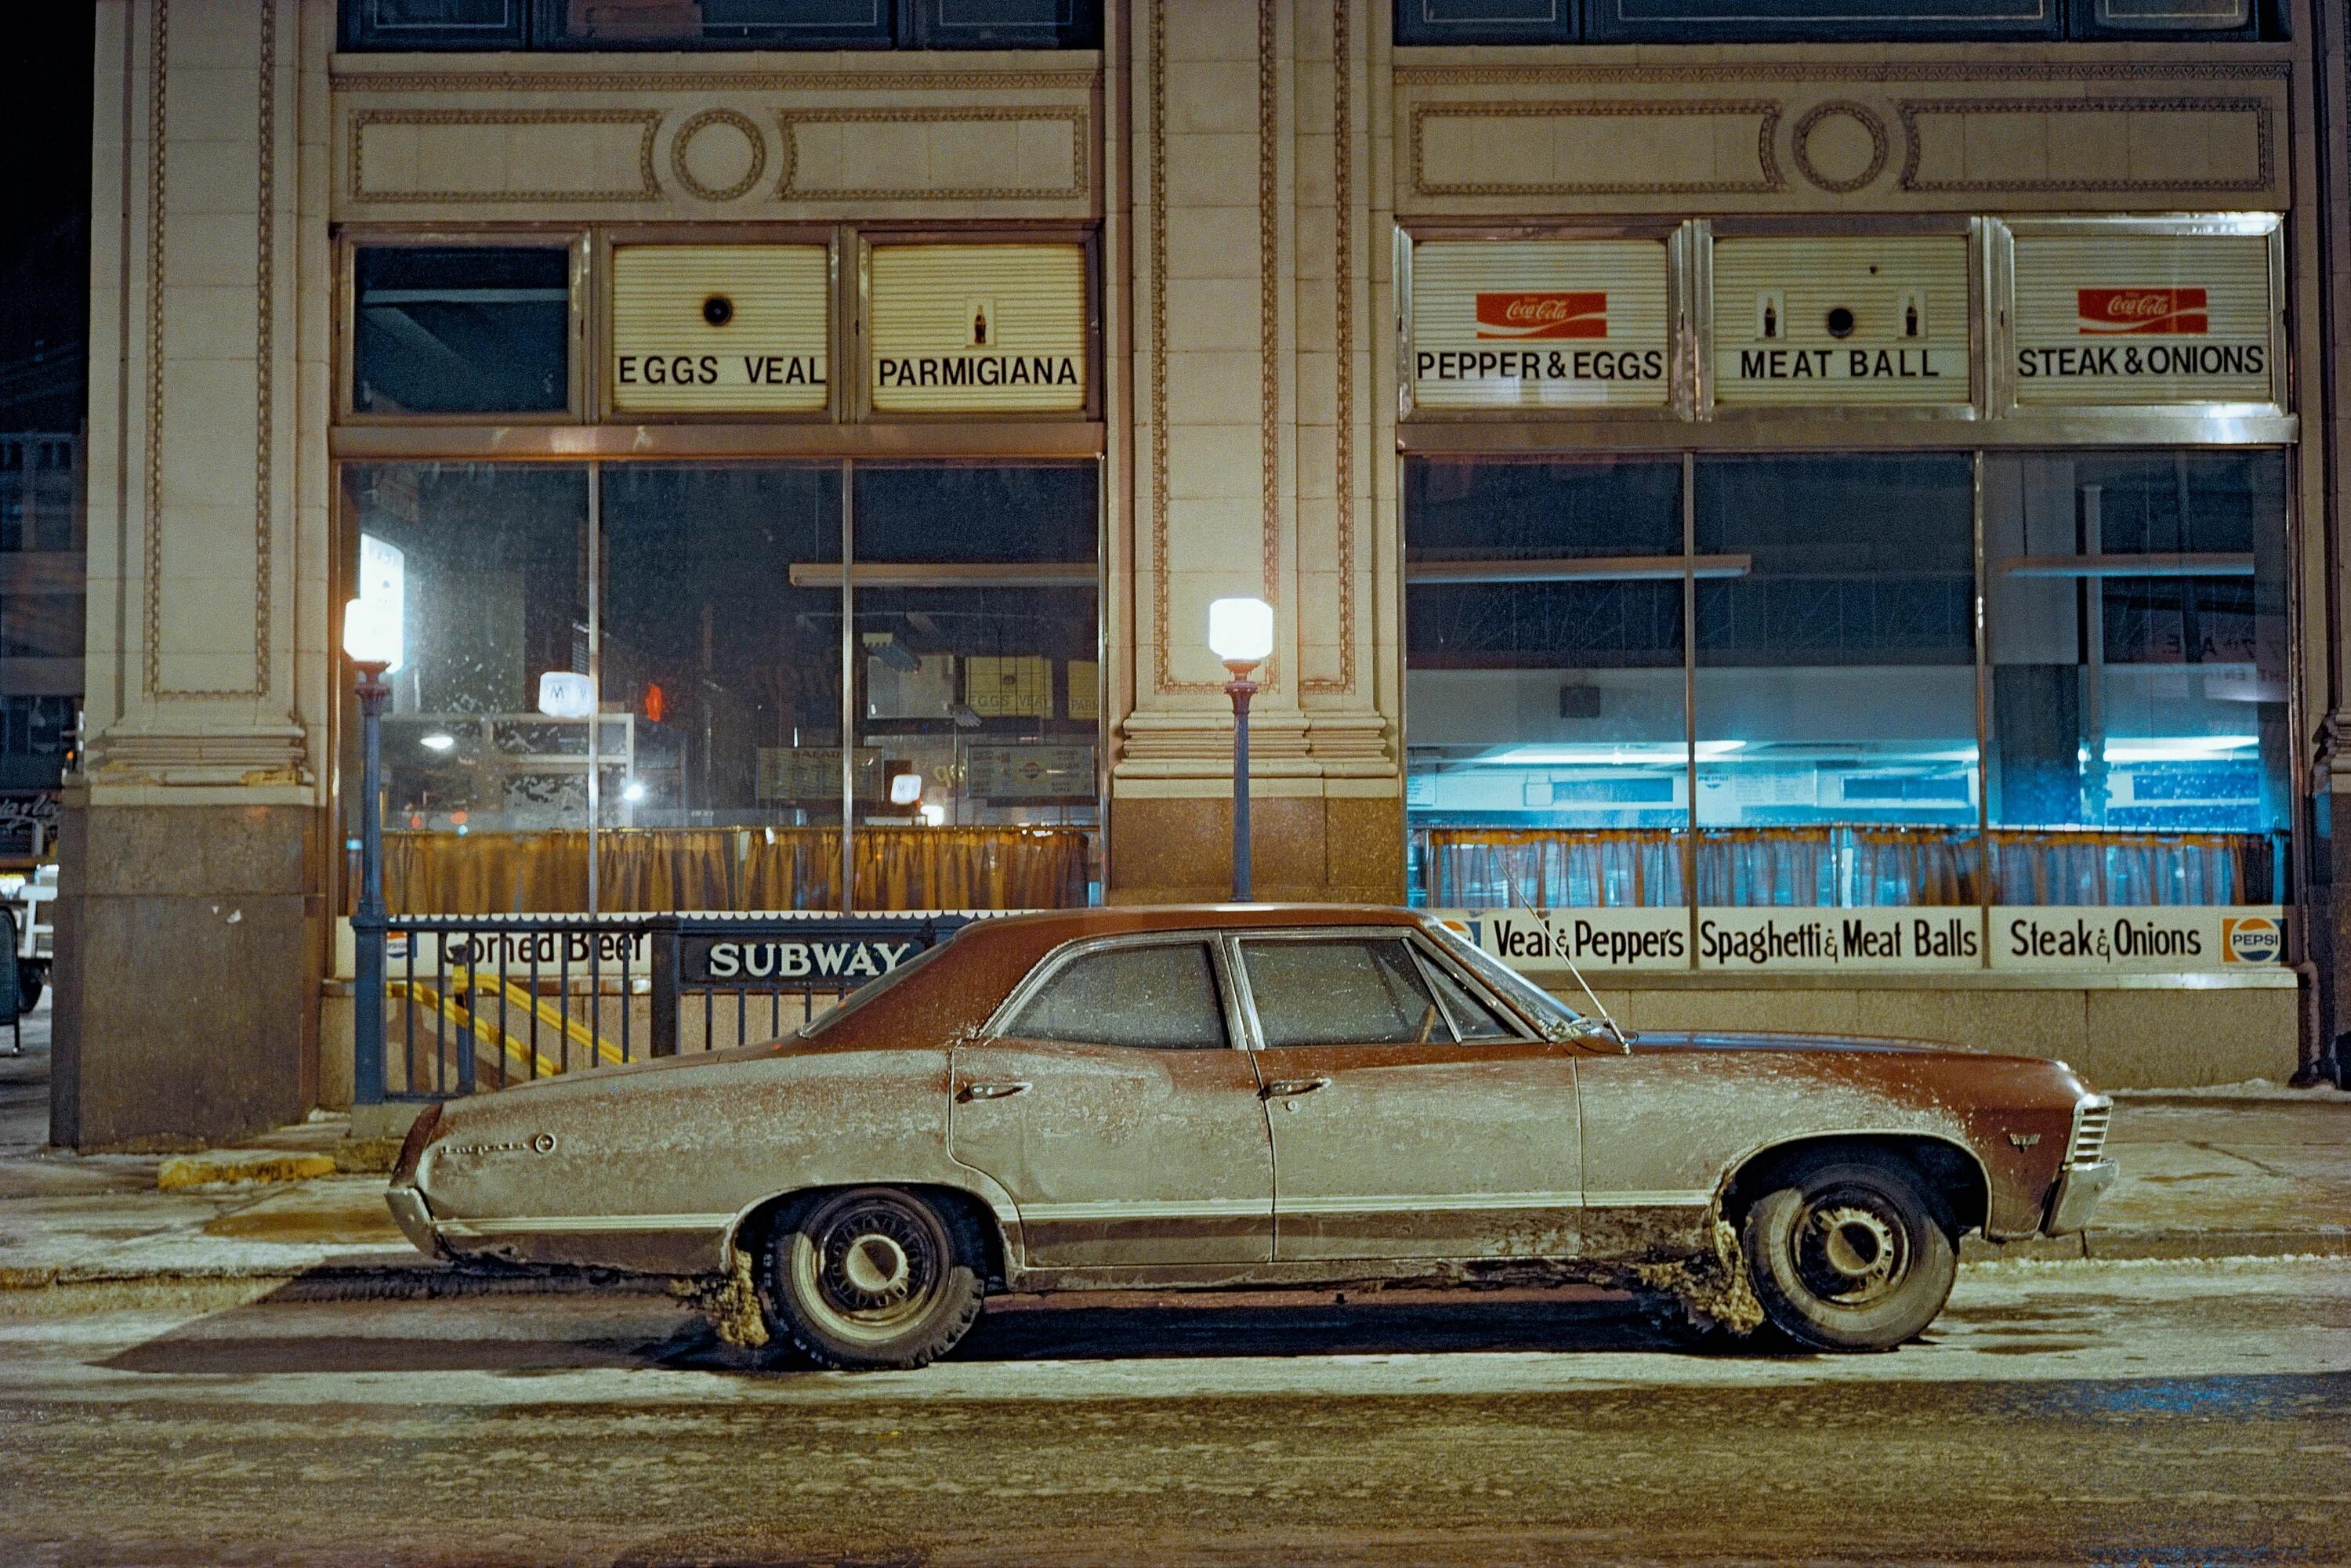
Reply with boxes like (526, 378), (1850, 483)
(1409, 238), (1671, 409)
(2011, 230), (2275, 407)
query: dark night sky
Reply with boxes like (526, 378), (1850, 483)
(0, 5), (96, 430)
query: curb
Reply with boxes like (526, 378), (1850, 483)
(155, 1152), (338, 1191)
(1962, 1228), (2351, 1263)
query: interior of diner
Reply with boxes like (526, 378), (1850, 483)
(1404, 450), (2290, 911)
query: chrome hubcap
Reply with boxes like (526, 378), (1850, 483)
(812, 1200), (940, 1323)
(1797, 1200), (1904, 1306)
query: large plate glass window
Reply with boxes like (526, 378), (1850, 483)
(545, 0), (894, 48)
(1693, 454), (1980, 908)
(848, 464), (1098, 911)
(1584, 0), (2060, 38)
(1984, 451), (2288, 905)
(1394, 0), (1577, 47)
(342, 0), (529, 49)
(1405, 458), (1686, 911)
(596, 466), (846, 907)
(353, 247), (572, 417)
(345, 464), (592, 911)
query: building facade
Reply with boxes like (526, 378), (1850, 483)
(53, 0), (2349, 1146)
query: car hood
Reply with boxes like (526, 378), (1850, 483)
(1621, 1030), (1947, 1055)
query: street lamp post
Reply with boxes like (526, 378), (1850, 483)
(1208, 597), (1275, 903)
(345, 599), (399, 1108)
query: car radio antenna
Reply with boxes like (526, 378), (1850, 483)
(1496, 867), (1630, 1052)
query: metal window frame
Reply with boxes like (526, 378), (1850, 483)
(339, 230), (591, 426)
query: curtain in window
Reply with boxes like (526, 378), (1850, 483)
(1989, 830), (2278, 906)
(1415, 828), (1684, 908)
(382, 826), (1086, 914)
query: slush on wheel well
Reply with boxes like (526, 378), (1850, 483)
(1722, 1135), (1987, 1239)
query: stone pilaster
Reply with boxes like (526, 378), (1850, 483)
(56, 0), (331, 1147)
(1112, 0), (1401, 904)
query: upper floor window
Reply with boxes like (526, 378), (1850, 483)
(342, 0), (1100, 50)
(1397, 0), (2266, 45)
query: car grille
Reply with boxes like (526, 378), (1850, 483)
(2067, 1096), (2113, 1168)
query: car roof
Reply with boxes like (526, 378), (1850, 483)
(961, 903), (1433, 944)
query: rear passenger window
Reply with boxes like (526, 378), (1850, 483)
(1005, 942), (1229, 1049)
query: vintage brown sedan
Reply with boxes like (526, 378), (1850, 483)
(386, 904), (2117, 1367)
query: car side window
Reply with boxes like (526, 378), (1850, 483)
(1004, 941), (1230, 1049)
(1415, 952), (1518, 1040)
(1241, 937), (1447, 1048)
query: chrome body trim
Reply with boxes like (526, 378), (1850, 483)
(2046, 1159), (2119, 1236)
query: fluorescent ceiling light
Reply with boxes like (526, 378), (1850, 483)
(418, 733), (455, 752)
(1491, 741), (1744, 766)
(620, 780), (648, 802)
(2103, 736), (2258, 763)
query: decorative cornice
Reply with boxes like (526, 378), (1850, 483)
(668, 107), (766, 201)
(1411, 100), (1786, 197)
(330, 67), (1100, 94)
(346, 107), (663, 204)
(774, 106), (1089, 202)
(1896, 96), (2276, 194)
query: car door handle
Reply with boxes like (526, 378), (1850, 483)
(1261, 1077), (1331, 1099)
(959, 1081), (1031, 1102)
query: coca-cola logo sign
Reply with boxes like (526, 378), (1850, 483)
(1475, 292), (1607, 340)
(2078, 287), (2208, 336)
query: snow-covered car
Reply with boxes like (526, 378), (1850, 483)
(386, 904), (2116, 1367)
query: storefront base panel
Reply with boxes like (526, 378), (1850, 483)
(1566, 975), (2299, 1090)
(51, 803), (322, 1151)
(1107, 793), (1406, 905)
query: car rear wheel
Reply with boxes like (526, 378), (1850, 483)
(761, 1186), (984, 1371)
(1742, 1153), (1956, 1352)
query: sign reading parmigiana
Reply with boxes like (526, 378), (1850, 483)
(1712, 235), (1970, 407)
(868, 243), (1089, 415)
(1409, 238), (1671, 410)
(610, 246), (828, 414)
(2012, 230), (2275, 407)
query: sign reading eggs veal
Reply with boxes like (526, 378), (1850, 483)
(610, 245), (829, 414)
(1712, 235), (1970, 407)
(867, 244), (1089, 415)
(2010, 229), (2275, 407)
(1408, 238), (1672, 410)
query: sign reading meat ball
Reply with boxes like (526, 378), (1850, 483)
(867, 243), (1089, 415)
(2011, 228), (2276, 407)
(1408, 238), (1671, 410)
(1710, 234), (1970, 407)
(610, 245), (829, 413)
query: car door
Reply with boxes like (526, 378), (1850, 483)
(948, 934), (1274, 1272)
(1234, 929), (1583, 1263)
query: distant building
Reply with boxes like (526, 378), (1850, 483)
(53, 0), (2351, 1146)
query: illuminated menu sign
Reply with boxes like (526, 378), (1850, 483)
(610, 245), (828, 414)
(1409, 238), (1672, 410)
(2011, 230), (2275, 407)
(1712, 234), (1970, 407)
(867, 243), (1089, 415)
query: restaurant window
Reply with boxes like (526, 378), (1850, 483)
(1396, 0), (2263, 42)
(347, 461), (1098, 916)
(1985, 451), (2289, 904)
(340, 0), (530, 49)
(352, 248), (572, 417)
(1405, 458), (1688, 909)
(1693, 454), (1980, 907)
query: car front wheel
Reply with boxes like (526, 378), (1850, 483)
(1742, 1153), (1956, 1352)
(761, 1186), (985, 1371)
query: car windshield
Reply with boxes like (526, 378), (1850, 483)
(795, 937), (958, 1039)
(1423, 922), (1597, 1039)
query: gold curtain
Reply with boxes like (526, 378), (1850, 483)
(383, 826), (1087, 914)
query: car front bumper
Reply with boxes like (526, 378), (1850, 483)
(384, 1186), (443, 1257)
(2045, 1159), (2119, 1236)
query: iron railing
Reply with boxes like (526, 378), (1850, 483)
(372, 912), (972, 1101)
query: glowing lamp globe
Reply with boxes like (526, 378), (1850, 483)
(1207, 597), (1274, 671)
(342, 597), (402, 671)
